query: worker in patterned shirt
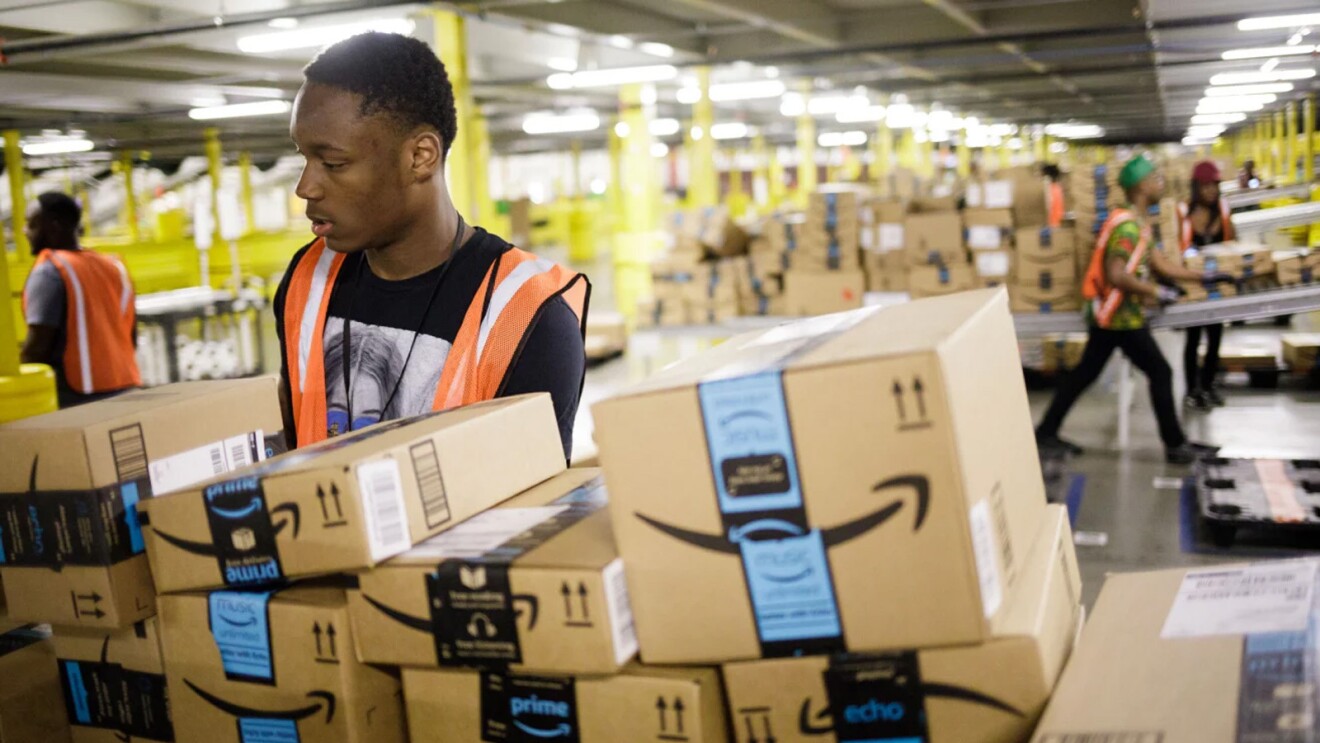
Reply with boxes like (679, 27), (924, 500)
(1035, 153), (1232, 465)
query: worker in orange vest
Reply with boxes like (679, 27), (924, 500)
(1043, 164), (1065, 228)
(21, 191), (140, 407)
(1177, 160), (1235, 411)
(275, 32), (589, 458)
(1035, 154), (1231, 464)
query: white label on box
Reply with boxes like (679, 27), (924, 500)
(148, 429), (265, 495)
(860, 227), (874, 251)
(602, 557), (640, 666)
(984, 180), (1013, 209)
(965, 184), (983, 208)
(1161, 560), (1318, 639)
(969, 500), (1004, 618)
(356, 458), (412, 562)
(975, 252), (1011, 277)
(405, 506), (570, 559)
(967, 225), (1003, 250)
(878, 224), (904, 251)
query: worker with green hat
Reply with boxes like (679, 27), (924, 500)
(1035, 152), (1232, 464)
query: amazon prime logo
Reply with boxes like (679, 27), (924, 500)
(482, 673), (580, 743)
(510, 694), (574, 738)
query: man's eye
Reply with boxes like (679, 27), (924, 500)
(324, 161), (346, 171)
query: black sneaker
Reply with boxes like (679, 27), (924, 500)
(1187, 441), (1221, 455)
(1036, 432), (1084, 456)
(1166, 441), (1220, 464)
(1204, 388), (1226, 407)
(1184, 391), (1212, 411)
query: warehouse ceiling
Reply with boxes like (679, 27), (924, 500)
(0, 0), (1316, 163)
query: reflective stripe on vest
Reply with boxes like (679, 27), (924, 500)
(23, 249), (141, 394)
(282, 238), (588, 448)
(1177, 199), (1235, 253)
(1081, 210), (1148, 329)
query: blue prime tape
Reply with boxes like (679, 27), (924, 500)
(63, 661), (92, 723)
(239, 718), (300, 742)
(209, 591), (276, 684)
(120, 481), (145, 555)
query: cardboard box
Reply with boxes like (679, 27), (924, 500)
(740, 293), (786, 318)
(0, 622), (71, 743)
(1033, 559), (1320, 743)
(1178, 280), (1238, 303)
(689, 298), (741, 325)
(973, 250), (1013, 280)
(403, 664), (729, 743)
(592, 289), (1048, 664)
(908, 263), (975, 298)
(910, 196), (958, 213)
(783, 270), (865, 316)
(636, 298), (689, 329)
(509, 198), (532, 247)
(1015, 251), (1078, 290)
(52, 618), (172, 742)
(1041, 334), (1088, 372)
(791, 232), (862, 271)
(158, 586), (405, 743)
(1009, 286), (1080, 314)
(724, 504), (1080, 743)
(869, 200), (907, 224)
(1275, 250), (1320, 285)
(347, 469), (637, 676)
(1184, 242), (1275, 278)
(1014, 227), (1078, 261)
(905, 213), (964, 266)
(1282, 333), (1320, 371)
(1010, 172), (1048, 226)
(1215, 344), (1278, 370)
(0, 378), (283, 628)
(140, 394), (566, 593)
(965, 179), (1015, 210)
(584, 312), (627, 362)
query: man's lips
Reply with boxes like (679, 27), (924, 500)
(309, 217), (333, 237)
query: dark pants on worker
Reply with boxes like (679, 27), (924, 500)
(1037, 327), (1187, 448)
(1183, 324), (1223, 392)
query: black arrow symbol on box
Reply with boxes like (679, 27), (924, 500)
(87, 607), (105, 619)
(892, 380), (906, 421)
(744, 714), (759, 743)
(316, 486), (329, 520)
(330, 484), (343, 518)
(577, 582), (590, 621)
(313, 622), (323, 655)
(913, 376), (927, 418)
(561, 582), (573, 618)
(763, 713), (776, 743)
(674, 697), (685, 733)
(327, 623), (337, 657)
(657, 697), (668, 732)
(77, 592), (102, 603)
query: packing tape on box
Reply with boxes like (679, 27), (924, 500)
(359, 478), (622, 668)
(480, 671), (579, 741)
(208, 590), (277, 684)
(58, 622), (174, 741)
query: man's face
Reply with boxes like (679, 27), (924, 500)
(1139, 170), (1166, 201)
(25, 202), (47, 254)
(290, 82), (417, 254)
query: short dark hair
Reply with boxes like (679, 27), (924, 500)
(303, 32), (458, 158)
(36, 191), (81, 230)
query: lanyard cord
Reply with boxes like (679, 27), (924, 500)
(340, 212), (466, 431)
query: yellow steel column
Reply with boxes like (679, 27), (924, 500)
(897, 128), (917, 172)
(998, 141), (1011, 171)
(468, 109), (494, 224)
(1273, 111), (1285, 181)
(1032, 131), (1046, 165)
(424, 8), (476, 219)
(752, 134), (769, 214)
(1304, 95), (1315, 184)
(795, 90), (817, 208)
(687, 68), (717, 208)
(570, 140), (583, 197)
(726, 148), (748, 217)
(5, 131), (30, 261)
(204, 128), (223, 251)
(618, 83), (658, 241)
(1285, 101), (1298, 185)
(608, 124), (623, 231)
(873, 116), (892, 185)
(238, 151), (254, 236)
(116, 152), (140, 242)
(768, 146), (786, 210)
(0, 233), (18, 377)
(1254, 119), (1266, 176)
(955, 136), (971, 179)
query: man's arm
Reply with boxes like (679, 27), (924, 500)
(501, 296), (586, 461)
(20, 325), (60, 366)
(1150, 249), (1208, 283)
(1104, 223), (1160, 300)
(21, 261), (65, 366)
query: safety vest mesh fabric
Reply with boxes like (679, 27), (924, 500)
(1081, 209), (1148, 329)
(283, 238), (589, 448)
(1048, 182), (1066, 228)
(23, 248), (141, 394)
(1176, 199), (1235, 253)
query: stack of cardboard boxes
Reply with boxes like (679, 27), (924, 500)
(594, 288), (1084, 743)
(861, 199), (910, 292)
(1282, 333), (1320, 372)
(906, 201), (973, 298)
(1180, 241), (1274, 301)
(1276, 249), (1320, 286)
(783, 186), (868, 316)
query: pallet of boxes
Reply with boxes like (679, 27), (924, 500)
(641, 207), (752, 327)
(594, 288), (1085, 743)
(906, 194), (974, 299)
(782, 186), (868, 316)
(860, 198), (910, 293)
(981, 169), (1083, 315)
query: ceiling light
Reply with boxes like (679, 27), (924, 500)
(1209, 68), (1314, 85)
(267, 17), (298, 29)
(1182, 136), (1215, 146)
(547, 57), (578, 72)
(765, 66), (780, 78)
(1196, 95), (1275, 113)
(836, 105), (886, 124)
(22, 138), (94, 156)
(1204, 82), (1294, 96)
(641, 85), (658, 105)
(780, 93), (806, 117)
(651, 142), (670, 158)
(884, 104), (924, 129)
(708, 80), (786, 102)
(807, 94), (869, 117)
(521, 111), (601, 135)
(237, 18), (415, 53)
(1237, 13), (1320, 31)
(818, 130), (867, 148)
(614, 121), (630, 138)
(676, 87), (701, 104)
(1044, 122), (1105, 139)
(649, 118), (681, 136)
(1007, 137), (1023, 150)
(1221, 45), (1316, 60)
(608, 35), (634, 49)
(638, 42), (674, 58)
(690, 126), (704, 141)
(1260, 57), (1280, 72)
(710, 122), (749, 140)
(1190, 113), (1247, 125)
(189, 100), (291, 120)
(546, 65), (677, 89)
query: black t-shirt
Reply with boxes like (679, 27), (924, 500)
(273, 228), (585, 458)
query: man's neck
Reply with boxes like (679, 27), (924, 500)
(363, 202), (470, 281)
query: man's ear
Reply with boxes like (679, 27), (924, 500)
(409, 130), (443, 181)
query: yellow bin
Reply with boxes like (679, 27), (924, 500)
(0, 363), (59, 423)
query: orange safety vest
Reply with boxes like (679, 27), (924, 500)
(1047, 182), (1065, 228)
(1175, 199), (1235, 253)
(282, 238), (589, 448)
(23, 248), (141, 394)
(1082, 209), (1149, 329)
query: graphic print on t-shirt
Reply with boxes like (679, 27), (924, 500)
(322, 315), (452, 436)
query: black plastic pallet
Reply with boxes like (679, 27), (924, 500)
(1195, 457), (1320, 548)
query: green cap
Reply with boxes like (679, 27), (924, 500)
(1118, 153), (1156, 190)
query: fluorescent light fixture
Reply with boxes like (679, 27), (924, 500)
(1191, 112), (1247, 125)
(237, 18), (415, 53)
(638, 42), (674, 58)
(1008, 137), (1024, 150)
(780, 93), (806, 117)
(1222, 45), (1316, 60)
(1237, 13), (1320, 31)
(267, 17), (298, 29)
(710, 122), (749, 140)
(690, 126), (704, 141)
(818, 130), (867, 147)
(807, 94), (869, 116)
(521, 111), (601, 134)
(1196, 94), (1275, 113)
(1204, 82), (1294, 96)
(1209, 68), (1314, 85)
(547, 65), (677, 89)
(1187, 124), (1227, 136)
(22, 138), (94, 156)
(709, 80), (786, 102)
(1044, 122), (1105, 139)
(836, 105), (886, 123)
(1261, 57), (1280, 72)
(651, 142), (669, 158)
(649, 118), (681, 136)
(614, 121), (630, 138)
(641, 85), (658, 106)
(1182, 136), (1215, 146)
(547, 57), (578, 72)
(765, 66), (780, 78)
(608, 35), (633, 49)
(189, 99), (291, 120)
(676, 87), (701, 104)
(884, 104), (926, 129)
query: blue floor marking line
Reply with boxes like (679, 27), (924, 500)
(1178, 480), (1198, 554)
(1065, 474), (1086, 527)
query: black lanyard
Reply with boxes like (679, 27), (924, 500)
(340, 213), (466, 432)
